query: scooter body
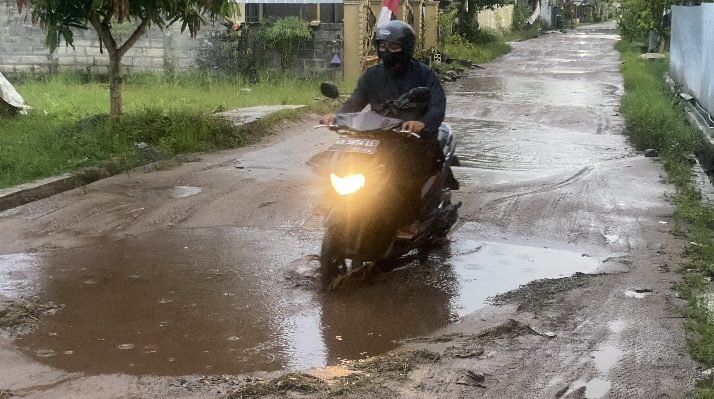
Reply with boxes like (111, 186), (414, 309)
(320, 110), (460, 282)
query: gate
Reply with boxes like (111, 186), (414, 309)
(343, 0), (438, 79)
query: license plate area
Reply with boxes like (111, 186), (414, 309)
(329, 138), (380, 154)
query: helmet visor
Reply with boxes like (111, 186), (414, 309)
(377, 41), (403, 53)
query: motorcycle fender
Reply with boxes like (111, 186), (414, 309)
(323, 208), (396, 260)
(323, 208), (363, 251)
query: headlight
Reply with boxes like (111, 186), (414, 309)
(330, 173), (365, 196)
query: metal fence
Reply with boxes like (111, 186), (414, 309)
(670, 4), (714, 116)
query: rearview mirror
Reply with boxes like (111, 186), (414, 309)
(320, 82), (340, 99)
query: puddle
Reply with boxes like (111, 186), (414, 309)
(566, 378), (612, 399)
(446, 239), (602, 316)
(585, 378), (612, 399)
(592, 343), (621, 374)
(624, 289), (650, 299)
(451, 77), (619, 108)
(7, 231), (602, 376)
(0, 253), (40, 299)
(446, 118), (628, 180)
(171, 186), (202, 198)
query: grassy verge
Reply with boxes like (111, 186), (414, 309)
(0, 72), (339, 189)
(441, 24), (541, 65)
(443, 39), (512, 65)
(616, 41), (714, 397)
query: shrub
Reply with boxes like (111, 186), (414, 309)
(469, 28), (499, 44)
(512, 2), (531, 31)
(261, 17), (313, 70)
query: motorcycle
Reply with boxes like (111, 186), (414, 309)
(318, 82), (460, 286)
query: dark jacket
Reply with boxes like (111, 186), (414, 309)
(338, 59), (446, 141)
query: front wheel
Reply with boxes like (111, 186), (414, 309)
(320, 226), (345, 286)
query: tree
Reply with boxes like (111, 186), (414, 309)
(617, 0), (676, 43)
(562, 0), (576, 27)
(17, 0), (239, 118)
(454, 0), (509, 39)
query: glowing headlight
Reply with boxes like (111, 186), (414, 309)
(330, 173), (365, 196)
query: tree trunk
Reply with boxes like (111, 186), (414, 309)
(109, 55), (123, 118)
(456, 0), (479, 39)
(89, 15), (149, 119)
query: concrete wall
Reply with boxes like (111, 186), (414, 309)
(0, 0), (343, 79)
(477, 5), (515, 32)
(670, 4), (714, 116)
(539, 0), (552, 26)
(289, 23), (343, 78)
(0, 0), (222, 75)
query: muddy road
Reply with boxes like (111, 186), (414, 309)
(0, 22), (701, 398)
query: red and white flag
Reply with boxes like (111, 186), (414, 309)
(377, 0), (399, 28)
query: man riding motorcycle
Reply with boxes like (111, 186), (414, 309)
(320, 20), (458, 206)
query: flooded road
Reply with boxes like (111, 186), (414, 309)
(4, 231), (602, 376)
(0, 22), (699, 398)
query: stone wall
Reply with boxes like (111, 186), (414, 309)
(0, 1), (343, 79)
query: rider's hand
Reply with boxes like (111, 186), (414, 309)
(320, 113), (337, 126)
(402, 120), (426, 134)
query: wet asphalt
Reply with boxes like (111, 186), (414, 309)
(2, 22), (633, 378)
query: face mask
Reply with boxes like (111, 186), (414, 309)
(379, 49), (410, 68)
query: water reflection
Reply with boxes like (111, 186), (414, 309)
(319, 263), (458, 363)
(9, 230), (603, 376)
(16, 229), (294, 375)
(12, 229), (461, 376)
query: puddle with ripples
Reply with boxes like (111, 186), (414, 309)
(1, 230), (604, 376)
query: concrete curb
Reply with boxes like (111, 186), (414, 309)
(666, 74), (714, 173)
(0, 105), (308, 213)
(0, 167), (109, 212)
(683, 99), (714, 173)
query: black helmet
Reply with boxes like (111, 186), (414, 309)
(375, 20), (416, 58)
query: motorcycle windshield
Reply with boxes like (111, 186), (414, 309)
(336, 111), (402, 132)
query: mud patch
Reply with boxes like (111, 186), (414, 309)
(285, 255), (322, 289)
(492, 272), (604, 313)
(0, 301), (62, 335)
(225, 373), (326, 398)
(305, 150), (333, 175)
(475, 319), (547, 339)
(352, 349), (441, 377)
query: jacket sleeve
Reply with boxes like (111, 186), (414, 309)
(338, 72), (371, 114)
(419, 68), (446, 141)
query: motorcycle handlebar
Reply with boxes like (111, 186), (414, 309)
(315, 124), (421, 139)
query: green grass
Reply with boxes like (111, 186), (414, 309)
(0, 72), (340, 189)
(444, 40), (512, 64)
(442, 24), (541, 65)
(616, 40), (714, 398)
(503, 23), (542, 42)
